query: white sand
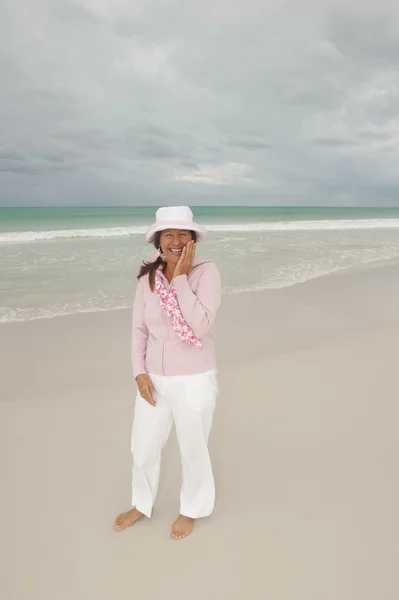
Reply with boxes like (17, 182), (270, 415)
(3, 261), (399, 600)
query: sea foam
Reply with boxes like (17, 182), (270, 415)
(1, 219), (399, 244)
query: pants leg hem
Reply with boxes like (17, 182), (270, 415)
(133, 502), (153, 519)
(179, 507), (214, 519)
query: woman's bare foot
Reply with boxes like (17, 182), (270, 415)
(171, 515), (195, 540)
(114, 508), (144, 531)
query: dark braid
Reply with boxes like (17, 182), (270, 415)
(137, 230), (197, 292)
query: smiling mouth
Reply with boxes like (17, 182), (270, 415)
(169, 249), (183, 255)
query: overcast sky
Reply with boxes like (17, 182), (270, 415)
(1, 0), (399, 207)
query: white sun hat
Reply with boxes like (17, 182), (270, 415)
(146, 206), (207, 243)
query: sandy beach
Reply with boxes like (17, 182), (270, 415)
(3, 260), (399, 600)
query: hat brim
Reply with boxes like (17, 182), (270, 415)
(146, 220), (207, 243)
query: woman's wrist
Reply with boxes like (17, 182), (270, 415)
(135, 372), (147, 380)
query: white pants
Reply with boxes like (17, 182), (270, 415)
(131, 370), (218, 519)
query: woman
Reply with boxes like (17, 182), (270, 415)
(114, 206), (222, 540)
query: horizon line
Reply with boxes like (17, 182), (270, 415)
(1, 204), (399, 210)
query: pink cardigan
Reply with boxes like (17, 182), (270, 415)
(131, 258), (222, 378)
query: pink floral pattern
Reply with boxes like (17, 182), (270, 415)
(155, 272), (203, 349)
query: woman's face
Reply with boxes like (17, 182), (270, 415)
(160, 229), (193, 265)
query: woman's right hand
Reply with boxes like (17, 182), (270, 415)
(135, 374), (157, 407)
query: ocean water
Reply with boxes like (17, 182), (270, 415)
(1, 206), (399, 323)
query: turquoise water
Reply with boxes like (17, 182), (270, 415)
(1, 206), (399, 322)
(1, 206), (399, 233)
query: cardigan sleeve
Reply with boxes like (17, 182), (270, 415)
(131, 279), (148, 378)
(171, 262), (222, 339)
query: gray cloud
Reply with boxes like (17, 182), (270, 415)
(49, 1), (101, 25)
(1, 0), (399, 206)
(327, 10), (399, 67)
(358, 130), (393, 141)
(311, 137), (359, 147)
(227, 136), (271, 151)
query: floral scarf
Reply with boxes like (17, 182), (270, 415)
(154, 272), (203, 349)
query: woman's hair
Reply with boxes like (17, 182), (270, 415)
(137, 229), (197, 291)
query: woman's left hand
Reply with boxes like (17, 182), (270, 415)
(173, 241), (196, 278)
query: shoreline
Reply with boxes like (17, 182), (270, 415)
(2, 259), (399, 405)
(2, 253), (399, 327)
